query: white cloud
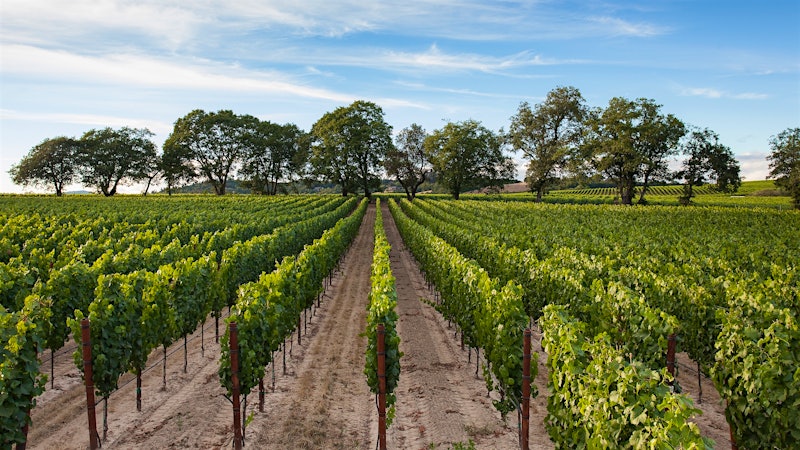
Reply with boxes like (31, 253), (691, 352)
(380, 45), (559, 73)
(590, 16), (667, 38)
(0, 0), (203, 49)
(2, 44), (356, 103)
(737, 152), (770, 181)
(271, 45), (574, 75)
(1, 0), (670, 52)
(0, 109), (173, 135)
(395, 81), (538, 100)
(680, 87), (768, 100)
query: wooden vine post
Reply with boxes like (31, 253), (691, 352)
(229, 322), (243, 450)
(666, 333), (677, 386)
(377, 323), (387, 450)
(80, 319), (99, 450)
(727, 400), (738, 450)
(521, 328), (531, 450)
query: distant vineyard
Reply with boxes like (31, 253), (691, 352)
(551, 184), (722, 196)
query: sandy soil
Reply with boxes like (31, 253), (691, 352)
(23, 202), (729, 449)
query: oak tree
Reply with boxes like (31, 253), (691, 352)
(508, 86), (587, 202)
(767, 127), (800, 209)
(310, 101), (393, 197)
(385, 123), (430, 200)
(164, 110), (257, 195)
(584, 97), (684, 205)
(9, 136), (81, 196)
(676, 128), (740, 205)
(425, 119), (514, 200)
(240, 121), (308, 195)
(78, 127), (157, 196)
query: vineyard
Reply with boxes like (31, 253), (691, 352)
(1, 194), (798, 449)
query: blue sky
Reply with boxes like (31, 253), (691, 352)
(1, 0), (798, 193)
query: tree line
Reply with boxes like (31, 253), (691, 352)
(9, 87), (800, 207)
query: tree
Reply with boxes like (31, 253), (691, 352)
(425, 119), (514, 200)
(385, 124), (430, 200)
(508, 86), (587, 202)
(78, 127), (157, 196)
(240, 121), (308, 195)
(584, 97), (684, 205)
(676, 128), (740, 205)
(767, 127), (800, 209)
(138, 149), (162, 196)
(160, 138), (196, 195)
(633, 100), (685, 204)
(9, 136), (81, 196)
(310, 100), (393, 198)
(164, 109), (257, 195)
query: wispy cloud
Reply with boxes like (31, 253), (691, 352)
(0, 109), (174, 135)
(269, 45), (579, 75)
(395, 81), (538, 100)
(1, 0), (671, 52)
(380, 45), (564, 73)
(590, 16), (668, 38)
(0, 0), (203, 49)
(2, 44), (356, 103)
(681, 87), (769, 100)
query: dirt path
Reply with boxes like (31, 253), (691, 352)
(381, 201), (553, 450)
(243, 202), (377, 448)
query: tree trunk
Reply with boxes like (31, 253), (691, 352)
(621, 181), (634, 205)
(535, 188), (544, 203)
(143, 177), (154, 196)
(638, 172), (651, 204)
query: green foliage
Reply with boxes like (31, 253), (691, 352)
(583, 97), (686, 205)
(38, 261), (98, 352)
(711, 275), (800, 449)
(78, 127), (158, 197)
(0, 295), (49, 445)
(767, 127), (800, 209)
(424, 119), (514, 199)
(541, 305), (712, 449)
(240, 121), (308, 195)
(69, 272), (140, 398)
(8, 136), (81, 196)
(399, 197), (798, 446)
(508, 86), (588, 202)
(364, 199), (402, 426)
(386, 124), (430, 200)
(311, 100), (393, 197)
(164, 109), (260, 195)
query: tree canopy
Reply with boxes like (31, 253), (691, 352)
(10, 91), (757, 200)
(508, 86), (587, 202)
(676, 128), (740, 205)
(9, 136), (81, 196)
(310, 100), (393, 197)
(78, 127), (157, 197)
(583, 97), (685, 205)
(385, 123), (430, 200)
(425, 119), (514, 200)
(164, 109), (257, 195)
(240, 121), (308, 195)
(767, 127), (800, 209)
